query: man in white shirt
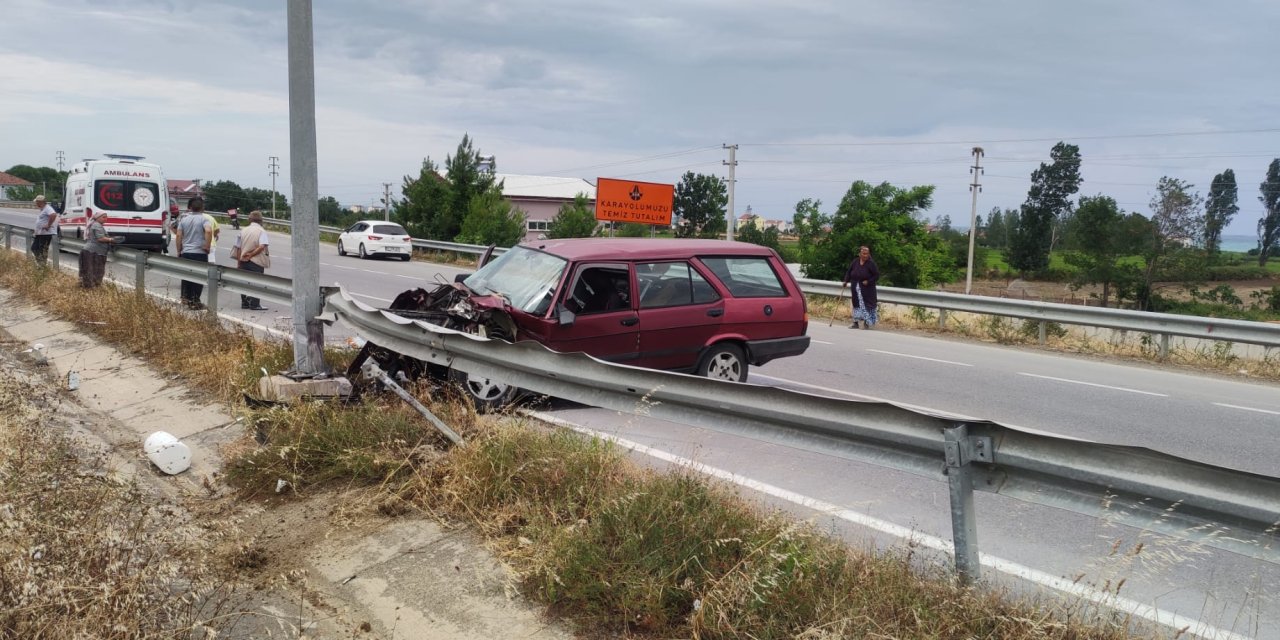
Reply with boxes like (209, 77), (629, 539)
(31, 195), (58, 265)
(232, 210), (271, 311)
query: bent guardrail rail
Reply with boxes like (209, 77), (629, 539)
(320, 285), (1280, 582)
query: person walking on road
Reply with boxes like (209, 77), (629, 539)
(231, 210), (270, 311)
(174, 197), (213, 309)
(78, 210), (117, 288)
(842, 245), (880, 329)
(32, 195), (59, 265)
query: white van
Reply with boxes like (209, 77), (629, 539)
(60, 154), (170, 252)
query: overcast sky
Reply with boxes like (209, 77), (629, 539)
(3, 0), (1278, 236)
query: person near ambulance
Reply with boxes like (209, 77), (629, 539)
(32, 195), (59, 265)
(174, 197), (213, 309)
(79, 210), (117, 288)
(231, 210), (270, 311)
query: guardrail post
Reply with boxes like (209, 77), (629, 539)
(938, 308), (947, 329)
(206, 264), (219, 317)
(51, 235), (61, 269)
(24, 229), (33, 258)
(1159, 333), (1170, 360)
(1038, 321), (1047, 345)
(944, 422), (985, 585)
(135, 252), (148, 302)
(3, 225), (11, 250)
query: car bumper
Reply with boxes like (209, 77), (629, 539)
(746, 335), (810, 365)
(369, 244), (412, 256)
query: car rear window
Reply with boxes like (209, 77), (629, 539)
(699, 256), (787, 298)
(95, 180), (160, 212)
(372, 224), (407, 235)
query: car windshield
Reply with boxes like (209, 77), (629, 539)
(463, 246), (567, 314)
(372, 224), (407, 235)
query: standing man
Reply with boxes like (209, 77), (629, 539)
(232, 210), (270, 311)
(173, 197), (213, 309)
(79, 210), (116, 288)
(32, 195), (59, 265)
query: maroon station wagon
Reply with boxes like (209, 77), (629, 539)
(355, 238), (811, 409)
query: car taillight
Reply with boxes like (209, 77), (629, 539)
(368, 235), (382, 241)
(402, 236), (411, 242)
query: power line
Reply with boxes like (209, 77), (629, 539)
(740, 127), (1280, 148)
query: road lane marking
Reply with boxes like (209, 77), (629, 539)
(350, 293), (393, 303)
(528, 412), (1245, 640)
(866, 349), (972, 366)
(748, 374), (1086, 440)
(1017, 373), (1168, 397)
(1212, 402), (1280, 416)
(810, 339), (833, 345)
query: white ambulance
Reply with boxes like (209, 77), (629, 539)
(60, 154), (170, 252)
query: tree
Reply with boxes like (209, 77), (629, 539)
(202, 180), (247, 213)
(737, 222), (782, 252)
(454, 189), (525, 247)
(673, 172), (727, 238)
(805, 181), (952, 288)
(4, 164), (66, 200)
(1063, 195), (1127, 307)
(790, 198), (828, 265)
(1139, 177), (1205, 309)
(546, 193), (598, 239)
(398, 157), (451, 239)
(1008, 142), (1082, 274)
(1258, 159), (1280, 267)
(1203, 169), (1238, 255)
(445, 134), (497, 241)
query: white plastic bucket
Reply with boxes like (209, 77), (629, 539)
(144, 431), (192, 475)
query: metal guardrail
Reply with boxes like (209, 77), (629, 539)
(1, 224), (294, 310)
(6, 221), (1279, 583)
(319, 285), (1280, 583)
(258, 215), (507, 257)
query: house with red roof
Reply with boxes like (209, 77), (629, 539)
(0, 171), (35, 201)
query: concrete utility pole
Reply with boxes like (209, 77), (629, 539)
(268, 156), (280, 218)
(286, 0), (324, 375)
(723, 143), (738, 242)
(965, 147), (984, 295)
(382, 182), (392, 221)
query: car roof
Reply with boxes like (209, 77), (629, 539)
(353, 220), (405, 226)
(523, 238), (779, 261)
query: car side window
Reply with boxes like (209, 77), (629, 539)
(565, 265), (631, 315)
(638, 261), (720, 308)
(699, 256), (787, 298)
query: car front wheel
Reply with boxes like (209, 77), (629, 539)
(697, 343), (748, 382)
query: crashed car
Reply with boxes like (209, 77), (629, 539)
(351, 238), (812, 410)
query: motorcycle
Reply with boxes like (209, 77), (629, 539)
(228, 208), (241, 230)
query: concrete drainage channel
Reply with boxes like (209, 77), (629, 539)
(0, 282), (569, 637)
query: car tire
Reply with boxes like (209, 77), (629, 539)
(400, 253), (411, 262)
(358, 244), (368, 259)
(450, 319), (520, 412)
(337, 240), (346, 256)
(697, 343), (748, 382)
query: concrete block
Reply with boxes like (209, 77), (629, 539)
(258, 375), (353, 402)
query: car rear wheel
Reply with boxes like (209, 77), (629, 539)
(400, 253), (411, 262)
(337, 240), (346, 256)
(358, 243), (368, 259)
(697, 343), (747, 382)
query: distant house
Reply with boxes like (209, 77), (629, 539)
(166, 179), (204, 210)
(0, 171), (34, 200)
(494, 173), (596, 242)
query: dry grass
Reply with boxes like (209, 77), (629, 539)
(808, 293), (1280, 382)
(0, 351), (249, 639)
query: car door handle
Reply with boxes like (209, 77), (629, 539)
(706, 308), (724, 317)
(620, 317), (639, 326)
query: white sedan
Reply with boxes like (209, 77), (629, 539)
(337, 220), (413, 261)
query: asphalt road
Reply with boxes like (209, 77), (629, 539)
(3, 206), (1277, 638)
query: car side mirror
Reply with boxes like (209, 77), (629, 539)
(454, 273), (470, 284)
(555, 304), (575, 327)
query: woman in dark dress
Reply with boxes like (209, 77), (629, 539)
(842, 245), (880, 329)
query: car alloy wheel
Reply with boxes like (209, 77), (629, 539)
(337, 240), (346, 256)
(359, 244), (368, 259)
(697, 343), (747, 382)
